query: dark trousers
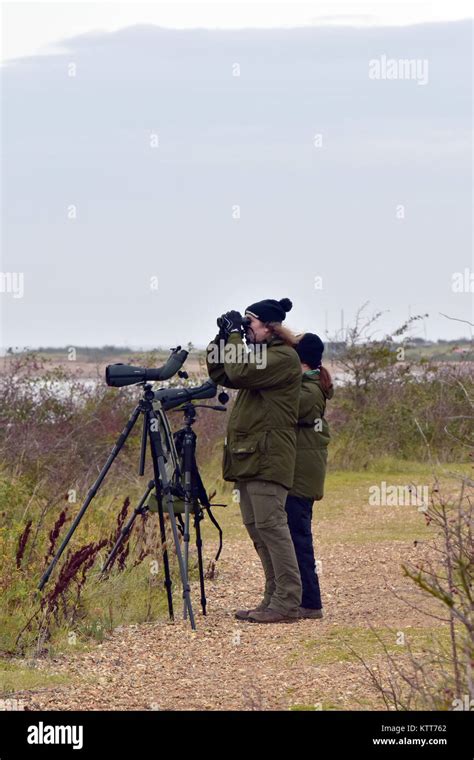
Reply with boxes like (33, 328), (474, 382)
(285, 494), (322, 610)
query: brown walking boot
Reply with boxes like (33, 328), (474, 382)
(247, 608), (299, 624)
(299, 607), (324, 620)
(234, 603), (268, 621)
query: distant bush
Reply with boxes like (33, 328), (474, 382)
(327, 362), (472, 469)
(324, 306), (472, 469)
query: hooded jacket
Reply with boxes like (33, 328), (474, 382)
(289, 372), (333, 500)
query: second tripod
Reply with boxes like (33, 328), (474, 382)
(101, 399), (227, 618)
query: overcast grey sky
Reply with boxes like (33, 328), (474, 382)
(1, 16), (472, 349)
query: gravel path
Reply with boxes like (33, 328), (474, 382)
(16, 536), (431, 711)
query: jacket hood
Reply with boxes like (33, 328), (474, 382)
(304, 372), (334, 401)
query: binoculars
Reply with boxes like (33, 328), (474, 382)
(216, 315), (251, 332)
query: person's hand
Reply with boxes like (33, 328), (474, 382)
(216, 315), (226, 339)
(223, 310), (244, 333)
(217, 310), (243, 338)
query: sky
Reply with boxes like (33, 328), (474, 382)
(1, 1), (473, 63)
(0, 3), (473, 350)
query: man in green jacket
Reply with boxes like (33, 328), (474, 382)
(206, 297), (302, 623)
(286, 332), (333, 620)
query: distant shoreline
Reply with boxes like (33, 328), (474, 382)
(0, 352), (471, 386)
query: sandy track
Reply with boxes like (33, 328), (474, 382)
(16, 537), (430, 711)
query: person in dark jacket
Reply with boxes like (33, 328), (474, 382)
(206, 298), (303, 623)
(285, 333), (333, 620)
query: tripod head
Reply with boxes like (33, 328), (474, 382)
(170, 399), (228, 428)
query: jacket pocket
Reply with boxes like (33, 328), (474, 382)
(246, 480), (287, 527)
(229, 435), (261, 479)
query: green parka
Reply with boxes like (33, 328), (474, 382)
(206, 332), (301, 489)
(289, 371), (333, 501)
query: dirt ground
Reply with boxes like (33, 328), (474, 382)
(12, 481), (441, 711)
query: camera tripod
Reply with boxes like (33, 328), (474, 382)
(38, 383), (197, 627)
(101, 400), (226, 618)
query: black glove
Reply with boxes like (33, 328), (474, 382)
(217, 310), (244, 339)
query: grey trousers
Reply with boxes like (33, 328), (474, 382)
(236, 479), (302, 616)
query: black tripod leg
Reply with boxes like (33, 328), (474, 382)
(100, 481), (154, 576)
(182, 499), (192, 620)
(147, 410), (195, 629)
(182, 428), (195, 619)
(193, 506), (207, 615)
(155, 486), (174, 621)
(38, 403), (143, 591)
